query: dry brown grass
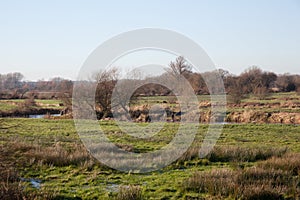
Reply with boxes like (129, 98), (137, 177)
(1, 138), (95, 168)
(207, 146), (288, 162)
(257, 153), (300, 175)
(0, 139), (96, 199)
(25, 142), (92, 167)
(0, 168), (23, 200)
(116, 185), (143, 200)
(0, 167), (56, 200)
(184, 153), (300, 199)
(177, 145), (288, 164)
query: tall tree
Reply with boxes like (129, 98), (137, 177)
(94, 68), (119, 118)
(166, 56), (192, 78)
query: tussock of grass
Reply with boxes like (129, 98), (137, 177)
(177, 146), (200, 162)
(0, 168), (57, 200)
(2, 139), (95, 168)
(258, 153), (300, 175)
(0, 168), (23, 200)
(116, 185), (143, 200)
(184, 153), (300, 199)
(241, 187), (285, 200)
(207, 146), (288, 162)
(185, 169), (236, 197)
(26, 142), (92, 167)
(177, 145), (288, 163)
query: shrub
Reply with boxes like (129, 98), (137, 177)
(24, 96), (36, 107)
(254, 86), (269, 100)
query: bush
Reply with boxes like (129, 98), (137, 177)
(24, 96), (36, 107)
(254, 86), (269, 100)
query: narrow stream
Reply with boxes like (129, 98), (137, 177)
(28, 113), (61, 118)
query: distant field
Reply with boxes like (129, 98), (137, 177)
(241, 92), (300, 103)
(135, 94), (211, 105)
(0, 99), (63, 112)
(133, 92), (300, 105)
(0, 99), (62, 105)
(128, 92), (300, 116)
(0, 101), (19, 111)
(0, 92), (299, 110)
(0, 118), (299, 199)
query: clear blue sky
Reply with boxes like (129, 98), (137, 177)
(0, 0), (299, 81)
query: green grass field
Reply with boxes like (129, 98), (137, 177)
(0, 99), (64, 112)
(0, 92), (299, 113)
(1, 118), (299, 199)
(0, 101), (19, 111)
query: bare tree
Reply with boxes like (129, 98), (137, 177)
(58, 79), (73, 112)
(166, 56), (192, 78)
(94, 68), (119, 118)
(276, 74), (296, 92)
(3, 72), (24, 90)
(164, 56), (193, 96)
(253, 86), (268, 100)
(239, 66), (263, 94)
(24, 94), (36, 107)
(112, 69), (143, 113)
(73, 68), (145, 120)
(226, 76), (244, 104)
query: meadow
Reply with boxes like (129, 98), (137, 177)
(1, 117), (299, 199)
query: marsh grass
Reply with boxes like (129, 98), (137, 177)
(0, 101), (19, 112)
(0, 138), (97, 199)
(207, 146), (288, 162)
(0, 168), (23, 200)
(0, 167), (57, 200)
(2, 138), (96, 168)
(177, 145), (288, 164)
(184, 153), (300, 199)
(115, 185), (143, 200)
(1, 118), (300, 199)
(257, 153), (300, 176)
(26, 142), (92, 167)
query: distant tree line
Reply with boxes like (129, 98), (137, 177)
(134, 58), (300, 103)
(1, 57), (300, 104)
(0, 73), (73, 99)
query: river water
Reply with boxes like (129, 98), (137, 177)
(28, 113), (61, 118)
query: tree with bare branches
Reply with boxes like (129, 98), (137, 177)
(166, 56), (192, 78)
(94, 67), (119, 118)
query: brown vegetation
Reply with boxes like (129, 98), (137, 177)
(1, 59), (300, 101)
(178, 146), (288, 164)
(116, 185), (143, 200)
(184, 153), (300, 199)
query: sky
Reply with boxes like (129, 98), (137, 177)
(0, 0), (299, 81)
